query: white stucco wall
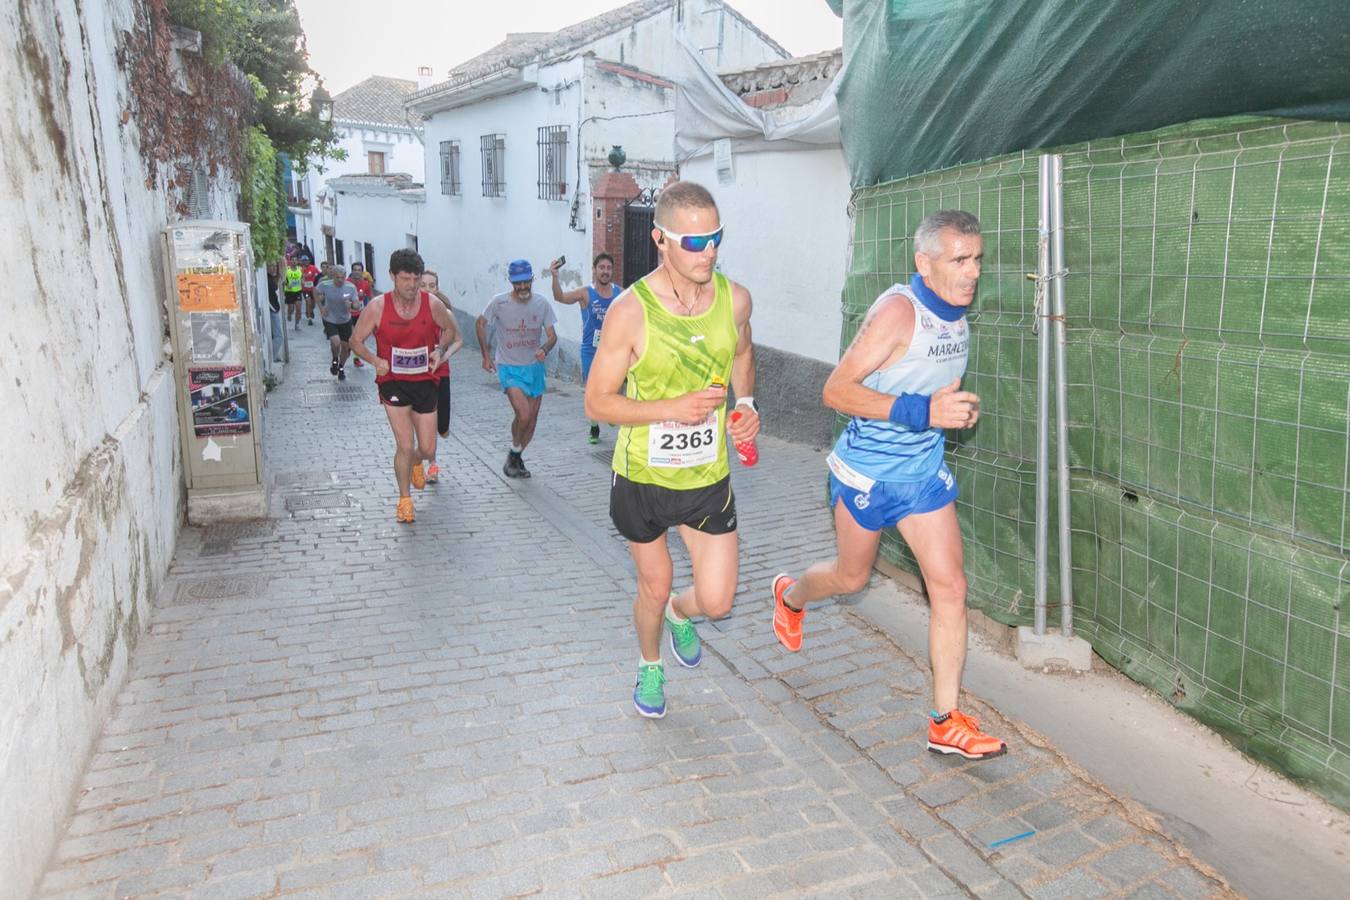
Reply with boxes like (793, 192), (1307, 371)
(682, 145), (851, 364)
(331, 188), (425, 288)
(587, 0), (785, 76)
(581, 57), (677, 171)
(0, 0), (229, 894)
(418, 58), (593, 345)
(410, 4), (786, 358)
(293, 121), (425, 260)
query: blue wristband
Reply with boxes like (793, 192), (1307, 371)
(888, 392), (930, 430)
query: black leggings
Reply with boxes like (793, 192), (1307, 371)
(438, 376), (451, 436)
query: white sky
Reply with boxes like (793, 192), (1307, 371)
(293, 0), (843, 95)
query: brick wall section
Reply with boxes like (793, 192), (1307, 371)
(591, 170), (640, 286)
(743, 88), (790, 108)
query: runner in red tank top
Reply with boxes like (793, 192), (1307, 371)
(419, 270), (464, 483)
(349, 249), (458, 523)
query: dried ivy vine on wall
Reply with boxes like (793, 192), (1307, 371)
(118, 0), (250, 212)
(117, 0), (337, 263)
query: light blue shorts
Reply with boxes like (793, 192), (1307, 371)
(829, 463), (958, 531)
(498, 362), (546, 398)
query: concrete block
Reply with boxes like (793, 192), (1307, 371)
(188, 487), (269, 524)
(1014, 627), (1093, 672)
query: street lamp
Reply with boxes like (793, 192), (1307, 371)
(311, 86), (333, 123)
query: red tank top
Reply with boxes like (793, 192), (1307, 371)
(431, 294), (451, 378)
(375, 291), (440, 384)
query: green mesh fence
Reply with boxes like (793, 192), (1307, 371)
(845, 117), (1350, 808)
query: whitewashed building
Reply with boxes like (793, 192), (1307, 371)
(407, 0), (787, 370)
(326, 173), (426, 288)
(677, 48), (848, 445)
(287, 75), (428, 266)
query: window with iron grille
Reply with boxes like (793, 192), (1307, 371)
(537, 126), (568, 201)
(480, 134), (505, 197)
(439, 140), (461, 195)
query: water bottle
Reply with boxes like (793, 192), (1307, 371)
(730, 410), (758, 466)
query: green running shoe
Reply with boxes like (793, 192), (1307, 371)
(633, 663), (666, 718)
(664, 603), (702, 668)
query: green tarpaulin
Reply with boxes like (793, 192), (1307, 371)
(832, 0), (1350, 185)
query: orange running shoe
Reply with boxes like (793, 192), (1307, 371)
(396, 497), (415, 523)
(927, 709), (1007, 760)
(427, 463), (440, 484)
(411, 462), (426, 490)
(771, 573), (804, 652)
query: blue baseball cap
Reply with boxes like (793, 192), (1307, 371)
(507, 259), (533, 283)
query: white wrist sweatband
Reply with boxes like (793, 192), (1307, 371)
(735, 396), (756, 410)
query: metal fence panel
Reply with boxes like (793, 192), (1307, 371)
(845, 116), (1350, 807)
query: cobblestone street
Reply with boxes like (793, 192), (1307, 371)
(39, 334), (1232, 899)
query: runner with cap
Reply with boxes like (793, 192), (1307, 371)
(549, 252), (619, 444)
(475, 259), (558, 479)
(349, 249), (457, 523)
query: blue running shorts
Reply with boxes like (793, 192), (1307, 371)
(829, 462), (958, 531)
(580, 345), (596, 383)
(498, 362), (546, 398)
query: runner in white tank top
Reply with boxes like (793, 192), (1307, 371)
(771, 210), (1008, 761)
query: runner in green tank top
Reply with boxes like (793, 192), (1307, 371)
(585, 181), (760, 719)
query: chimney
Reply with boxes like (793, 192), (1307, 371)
(416, 65), (435, 91)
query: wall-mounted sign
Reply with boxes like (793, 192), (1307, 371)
(177, 272), (237, 312)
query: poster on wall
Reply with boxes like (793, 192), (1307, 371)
(189, 367), (250, 437)
(189, 312), (234, 362)
(177, 272), (237, 312)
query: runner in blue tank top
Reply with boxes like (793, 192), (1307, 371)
(771, 210), (1008, 761)
(550, 253), (619, 443)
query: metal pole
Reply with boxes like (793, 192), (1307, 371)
(1050, 155), (1076, 637)
(1034, 155), (1053, 636)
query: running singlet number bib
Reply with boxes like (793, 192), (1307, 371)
(391, 345), (429, 375)
(648, 411), (720, 468)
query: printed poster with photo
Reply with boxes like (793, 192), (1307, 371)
(190, 312), (234, 363)
(189, 367), (250, 437)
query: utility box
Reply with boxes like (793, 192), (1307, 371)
(162, 221), (268, 522)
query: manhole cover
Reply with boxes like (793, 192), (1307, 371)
(176, 575), (268, 602)
(198, 521), (278, 541)
(285, 493), (352, 512)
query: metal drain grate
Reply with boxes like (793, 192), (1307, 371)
(304, 385), (371, 404)
(285, 493), (352, 512)
(590, 449), (612, 465)
(175, 575), (269, 603)
(274, 471), (338, 487)
(197, 521), (278, 541)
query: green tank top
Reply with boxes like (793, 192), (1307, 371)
(612, 272), (737, 490)
(285, 266), (302, 292)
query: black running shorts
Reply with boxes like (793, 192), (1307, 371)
(378, 379), (438, 414)
(322, 320), (353, 341)
(284, 291), (302, 305)
(437, 375), (451, 436)
(609, 472), (737, 544)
